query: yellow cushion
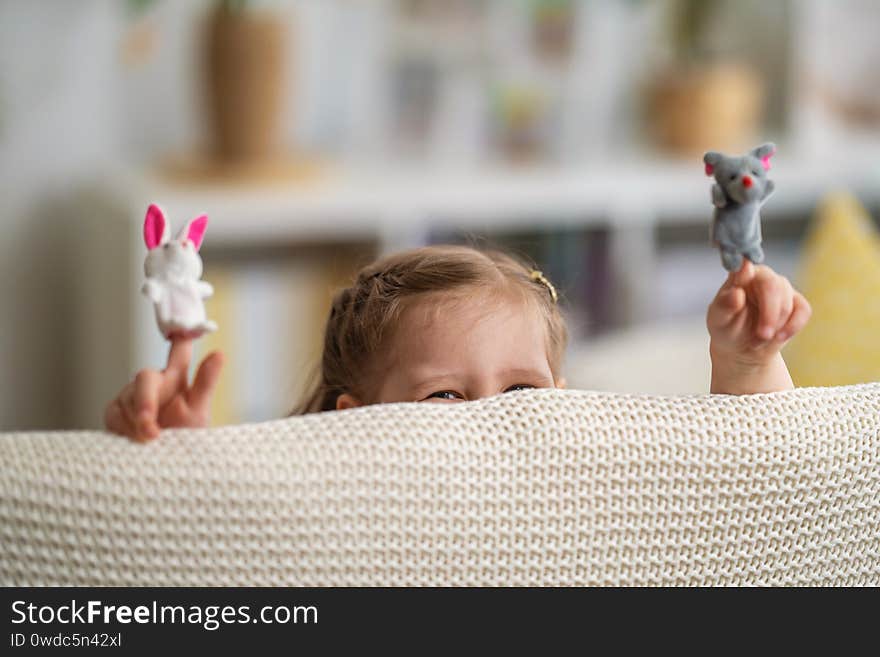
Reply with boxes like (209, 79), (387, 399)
(785, 193), (880, 386)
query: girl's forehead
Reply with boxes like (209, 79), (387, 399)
(394, 289), (548, 357)
(369, 286), (556, 386)
(403, 286), (531, 328)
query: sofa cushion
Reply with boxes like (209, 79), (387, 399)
(1, 384), (878, 586)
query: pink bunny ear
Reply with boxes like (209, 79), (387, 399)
(143, 204), (168, 249)
(185, 214), (208, 250)
(761, 154), (773, 171)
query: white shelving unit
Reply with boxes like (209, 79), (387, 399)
(117, 151), (880, 239)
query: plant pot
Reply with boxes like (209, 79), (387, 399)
(204, 6), (287, 163)
(645, 63), (764, 157)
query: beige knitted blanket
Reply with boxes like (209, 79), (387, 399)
(2, 386), (878, 586)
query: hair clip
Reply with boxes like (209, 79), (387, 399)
(530, 269), (558, 304)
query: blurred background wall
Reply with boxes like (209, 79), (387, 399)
(2, 0), (879, 429)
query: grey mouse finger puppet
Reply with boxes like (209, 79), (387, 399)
(703, 142), (776, 272)
(142, 203), (218, 340)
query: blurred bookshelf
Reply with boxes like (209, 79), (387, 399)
(66, 0), (880, 428)
(72, 146), (880, 428)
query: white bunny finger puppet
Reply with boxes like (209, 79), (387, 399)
(141, 204), (218, 340)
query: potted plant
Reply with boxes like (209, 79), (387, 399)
(644, 0), (764, 157)
(204, 0), (287, 163)
(126, 0), (288, 165)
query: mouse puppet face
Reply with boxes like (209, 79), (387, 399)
(704, 143), (775, 205)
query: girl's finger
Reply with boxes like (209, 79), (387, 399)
(729, 302), (750, 339)
(775, 277), (794, 333)
(708, 287), (746, 329)
(105, 399), (135, 440)
(107, 399), (137, 439)
(120, 395), (143, 437)
(161, 395), (197, 427)
(775, 293), (812, 342)
(120, 382), (158, 441)
(165, 337), (193, 378)
(752, 273), (781, 340)
(132, 369), (162, 439)
(188, 351), (225, 412)
(729, 259), (756, 289)
(161, 337), (194, 398)
(119, 381), (138, 422)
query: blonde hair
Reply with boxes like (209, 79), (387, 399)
(294, 244), (567, 414)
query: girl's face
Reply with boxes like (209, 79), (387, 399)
(337, 290), (563, 409)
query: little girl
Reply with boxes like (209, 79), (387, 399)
(105, 245), (811, 441)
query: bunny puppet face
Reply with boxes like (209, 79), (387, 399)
(141, 204), (217, 340)
(143, 204), (208, 282)
(704, 143), (776, 205)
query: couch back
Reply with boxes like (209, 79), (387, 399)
(2, 386), (878, 586)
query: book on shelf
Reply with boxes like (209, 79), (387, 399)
(196, 259), (336, 426)
(197, 266), (238, 427)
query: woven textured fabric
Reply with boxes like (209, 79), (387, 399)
(2, 385), (879, 586)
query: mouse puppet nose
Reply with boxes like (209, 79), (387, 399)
(742, 175), (753, 188)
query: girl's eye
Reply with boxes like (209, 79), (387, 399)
(505, 384), (535, 393)
(426, 390), (461, 400)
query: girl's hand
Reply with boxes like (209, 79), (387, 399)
(104, 338), (224, 441)
(706, 260), (811, 394)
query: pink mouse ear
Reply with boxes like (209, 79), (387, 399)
(185, 214), (208, 250)
(144, 204), (167, 249)
(761, 154), (773, 171)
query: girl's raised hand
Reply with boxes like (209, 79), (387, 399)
(707, 260), (811, 364)
(103, 338), (224, 441)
